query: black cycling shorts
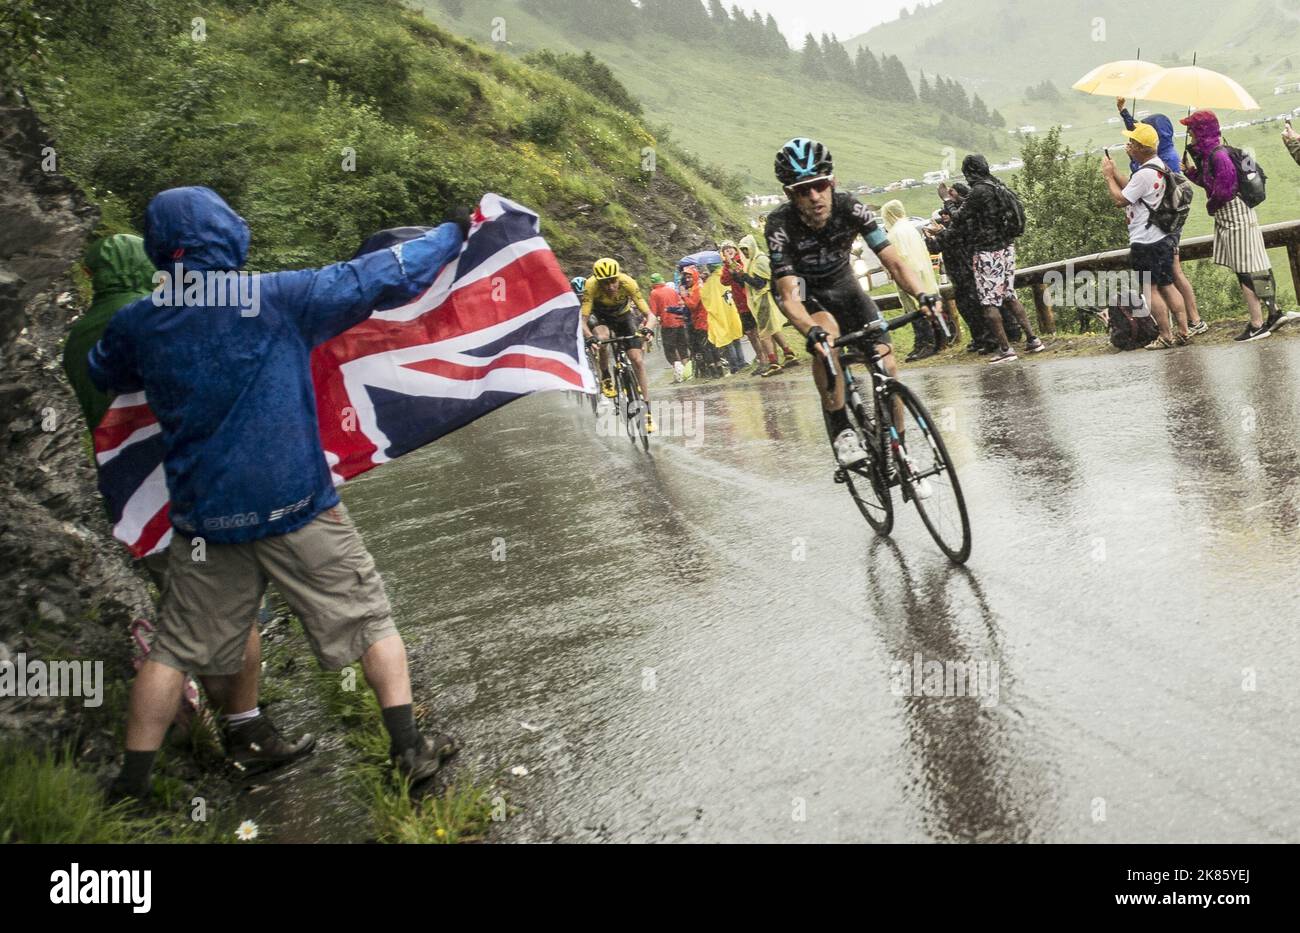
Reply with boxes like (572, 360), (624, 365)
(593, 309), (642, 350)
(802, 271), (890, 344)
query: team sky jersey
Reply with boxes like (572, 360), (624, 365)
(765, 191), (891, 284)
(580, 272), (651, 317)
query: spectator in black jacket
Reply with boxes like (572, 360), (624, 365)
(930, 155), (1043, 364)
(932, 184), (997, 352)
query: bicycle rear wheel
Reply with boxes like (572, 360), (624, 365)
(889, 382), (971, 563)
(841, 402), (893, 535)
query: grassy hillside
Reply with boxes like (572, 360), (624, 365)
(13, 0), (748, 276)
(410, 0), (1011, 191)
(848, 0), (1300, 155)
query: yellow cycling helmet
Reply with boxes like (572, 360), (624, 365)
(592, 257), (620, 280)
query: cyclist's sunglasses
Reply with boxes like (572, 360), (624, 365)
(788, 177), (833, 197)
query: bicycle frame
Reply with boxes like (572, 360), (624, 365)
(819, 305), (971, 561)
(592, 334), (650, 449)
(824, 307), (947, 487)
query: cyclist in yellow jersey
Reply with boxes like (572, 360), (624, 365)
(581, 258), (657, 432)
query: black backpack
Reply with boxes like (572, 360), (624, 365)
(986, 181), (1026, 240)
(1207, 143), (1267, 208)
(1137, 163), (1194, 235)
(1106, 293), (1159, 350)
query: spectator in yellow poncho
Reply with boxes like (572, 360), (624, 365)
(882, 200), (943, 362)
(736, 234), (798, 375)
(699, 264), (746, 373)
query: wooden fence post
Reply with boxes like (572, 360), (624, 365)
(1289, 241), (1300, 306)
(943, 296), (962, 343)
(1032, 283), (1056, 335)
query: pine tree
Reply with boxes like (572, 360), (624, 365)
(729, 4), (751, 41)
(820, 33), (856, 84)
(971, 93), (990, 126)
(918, 70), (932, 104)
(991, 108), (1006, 128)
(765, 13), (789, 57)
(707, 0), (729, 30)
(748, 6), (767, 43)
(801, 33), (828, 79)
(644, 0), (710, 37)
(855, 45), (882, 97)
(882, 55), (915, 102)
(952, 81), (971, 120)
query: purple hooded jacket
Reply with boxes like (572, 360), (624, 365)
(1181, 110), (1237, 214)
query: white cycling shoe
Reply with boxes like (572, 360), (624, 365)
(833, 429), (869, 467)
(903, 453), (933, 500)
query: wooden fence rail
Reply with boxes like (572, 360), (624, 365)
(872, 219), (1300, 336)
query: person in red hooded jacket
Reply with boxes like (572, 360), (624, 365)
(648, 272), (689, 381)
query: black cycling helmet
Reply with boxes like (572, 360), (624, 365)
(775, 137), (833, 187)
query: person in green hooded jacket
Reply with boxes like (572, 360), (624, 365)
(63, 234), (314, 780)
(63, 235), (160, 431)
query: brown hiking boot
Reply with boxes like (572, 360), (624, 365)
(392, 732), (459, 790)
(223, 712), (316, 774)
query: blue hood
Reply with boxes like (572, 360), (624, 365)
(144, 186), (250, 272)
(1144, 114), (1180, 168)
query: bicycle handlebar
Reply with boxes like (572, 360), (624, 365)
(832, 309), (927, 348)
(818, 303), (946, 390)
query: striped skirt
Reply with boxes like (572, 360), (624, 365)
(1212, 197), (1270, 273)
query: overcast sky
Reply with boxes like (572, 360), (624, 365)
(726, 0), (919, 44)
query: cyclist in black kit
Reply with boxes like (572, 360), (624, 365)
(765, 137), (940, 468)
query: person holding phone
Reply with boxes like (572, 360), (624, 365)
(1116, 97), (1207, 336)
(1283, 118), (1300, 166)
(1101, 123), (1191, 349)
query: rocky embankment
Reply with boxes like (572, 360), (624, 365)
(0, 99), (151, 743)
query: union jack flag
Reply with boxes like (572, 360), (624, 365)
(93, 193), (593, 558)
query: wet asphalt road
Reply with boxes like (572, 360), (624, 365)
(333, 339), (1300, 842)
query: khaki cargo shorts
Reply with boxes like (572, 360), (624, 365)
(151, 502), (398, 675)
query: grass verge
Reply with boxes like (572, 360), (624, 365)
(313, 662), (503, 844)
(0, 738), (227, 843)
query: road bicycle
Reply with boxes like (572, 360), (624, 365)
(816, 308), (971, 563)
(591, 332), (650, 452)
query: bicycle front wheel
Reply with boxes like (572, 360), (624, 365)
(889, 382), (971, 563)
(620, 364), (648, 450)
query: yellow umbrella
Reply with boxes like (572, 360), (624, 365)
(1071, 59), (1165, 97)
(1129, 65), (1259, 110)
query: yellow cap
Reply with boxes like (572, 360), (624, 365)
(1123, 123), (1159, 149)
